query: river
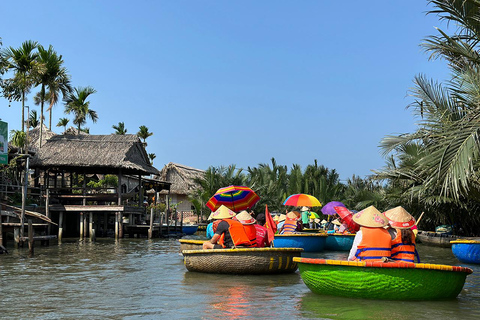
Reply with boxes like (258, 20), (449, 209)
(0, 238), (479, 320)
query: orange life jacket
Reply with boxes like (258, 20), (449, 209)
(218, 219), (256, 248)
(242, 224), (258, 247)
(355, 227), (392, 261)
(391, 230), (420, 263)
(281, 218), (298, 234)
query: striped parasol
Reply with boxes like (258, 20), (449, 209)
(283, 194), (322, 207)
(206, 185), (260, 212)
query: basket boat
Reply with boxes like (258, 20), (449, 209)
(179, 239), (204, 252)
(325, 233), (355, 251)
(294, 257), (473, 300)
(416, 230), (461, 248)
(451, 240), (480, 264)
(182, 225), (199, 235)
(182, 247), (303, 274)
(273, 233), (327, 252)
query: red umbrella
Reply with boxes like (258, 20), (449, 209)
(334, 206), (360, 233)
(206, 185), (260, 212)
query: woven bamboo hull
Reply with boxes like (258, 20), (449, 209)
(416, 230), (461, 248)
(294, 257), (473, 300)
(273, 233), (327, 252)
(452, 240), (480, 264)
(325, 234), (355, 251)
(179, 239), (204, 252)
(182, 225), (199, 235)
(182, 248), (303, 274)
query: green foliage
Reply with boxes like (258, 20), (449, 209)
(64, 86), (98, 133)
(86, 174), (118, 188)
(113, 122), (127, 135)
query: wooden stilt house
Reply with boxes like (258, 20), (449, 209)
(30, 134), (170, 240)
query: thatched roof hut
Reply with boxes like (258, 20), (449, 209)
(27, 123), (57, 151)
(157, 162), (205, 195)
(30, 134), (158, 175)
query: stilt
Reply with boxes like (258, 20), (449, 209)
(14, 227), (20, 248)
(119, 214), (123, 238)
(46, 188), (51, 236)
(58, 211), (64, 243)
(0, 213), (3, 247)
(28, 219), (34, 257)
(89, 212), (94, 241)
(80, 212), (84, 239)
(83, 212), (88, 239)
(115, 212), (119, 239)
(148, 208), (154, 239)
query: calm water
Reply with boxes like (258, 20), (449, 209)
(1, 238), (479, 320)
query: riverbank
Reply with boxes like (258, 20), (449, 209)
(1, 239), (479, 319)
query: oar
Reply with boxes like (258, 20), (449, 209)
(416, 212), (425, 226)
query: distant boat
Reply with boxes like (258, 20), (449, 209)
(325, 233), (355, 251)
(273, 233), (327, 252)
(295, 257), (473, 300)
(451, 240), (480, 264)
(416, 230), (462, 248)
(182, 225), (199, 235)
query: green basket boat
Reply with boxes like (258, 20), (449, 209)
(183, 247), (303, 274)
(294, 257), (473, 300)
(179, 239), (205, 252)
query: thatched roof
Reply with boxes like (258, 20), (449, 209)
(30, 134), (159, 175)
(157, 162), (205, 195)
(65, 126), (88, 135)
(27, 123), (57, 151)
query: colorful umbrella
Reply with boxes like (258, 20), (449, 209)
(206, 185), (260, 212)
(321, 201), (346, 216)
(309, 212), (320, 219)
(334, 206), (360, 232)
(283, 194), (322, 207)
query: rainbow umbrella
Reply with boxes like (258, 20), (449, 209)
(206, 185), (260, 212)
(283, 194), (322, 207)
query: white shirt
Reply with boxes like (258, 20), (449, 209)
(348, 230), (363, 261)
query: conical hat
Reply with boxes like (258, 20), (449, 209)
(278, 214), (287, 222)
(207, 212), (214, 220)
(235, 210), (256, 225)
(352, 206), (388, 227)
(301, 206), (310, 212)
(210, 205), (236, 220)
(384, 206), (416, 229)
(286, 211), (299, 220)
(332, 219), (342, 226)
(273, 215), (280, 222)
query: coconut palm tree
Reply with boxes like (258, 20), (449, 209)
(64, 86), (98, 133)
(56, 117), (69, 134)
(2, 40), (43, 131)
(113, 122), (127, 135)
(148, 153), (156, 165)
(137, 125), (153, 145)
(28, 109), (40, 128)
(35, 45), (71, 146)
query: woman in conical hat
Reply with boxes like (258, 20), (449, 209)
(348, 206), (392, 261)
(384, 206), (420, 263)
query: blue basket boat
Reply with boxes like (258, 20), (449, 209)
(182, 225), (199, 235)
(273, 233), (327, 252)
(325, 233), (355, 251)
(451, 240), (480, 264)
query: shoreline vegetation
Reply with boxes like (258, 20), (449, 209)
(3, 1), (480, 236)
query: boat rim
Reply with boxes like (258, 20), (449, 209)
(293, 257), (473, 274)
(451, 240), (480, 244)
(275, 233), (328, 237)
(179, 239), (205, 244)
(183, 247), (304, 254)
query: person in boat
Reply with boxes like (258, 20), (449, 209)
(327, 219), (341, 234)
(234, 210), (259, 247)
(348, 206), (391, 261)
(237, 210), (270, 247)
(276, 214), (287, 231)
(279, 211), (302, 234)
(206, 212), (222, 239)
(203, 205), (256, 249)
(300, 206), (310, 228)
(384, 206), (420, 263)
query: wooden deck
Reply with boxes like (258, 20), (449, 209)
(49, 204), (145, 213)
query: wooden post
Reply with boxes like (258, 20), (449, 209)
(83, 212), (88, 239)
(58, 211), (64, 243)
(103, 212), (108, 237)
(89, 212), (94, 241)
(181, 211), (184, 229)
(14, 227), (20, 248)
(119, 213), (123, 238)
(0, 212), (3, 247)
(138, 174), (143, 207)
(79, 212), (84, 239)
(28, 219), (34, 257)
(159, 211), (163, 237)
(117, 170), (122, 206)
(148, 207), (154, 239)
(46, 188), (51, 236)
(115, 212), (119, 239)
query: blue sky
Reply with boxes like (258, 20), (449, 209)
(1, 1), (451, 180)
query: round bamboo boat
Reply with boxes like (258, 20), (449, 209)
(294, 257), (473, 300)
(182, 247), (303, 274)
(451, 240), (480, 264)
(325, 233), (355, 251)
(182, 225), (199, 235)
(273, 233), (327, 252)
(179, 239), (204, 252)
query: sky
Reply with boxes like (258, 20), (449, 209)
(0, 1), (452, 181)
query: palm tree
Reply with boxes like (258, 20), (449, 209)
(28, 109), (40, 128)
(64, 86), (98, 133)
(56, 117), (69, 133)
(2, 40), (43, 131)
(113, 122), (127, 135)
(9, 130), (27, 150)
(137, 125), (153, 145)
(35, 45), (71, 146)
(148, 153), (156, 165)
